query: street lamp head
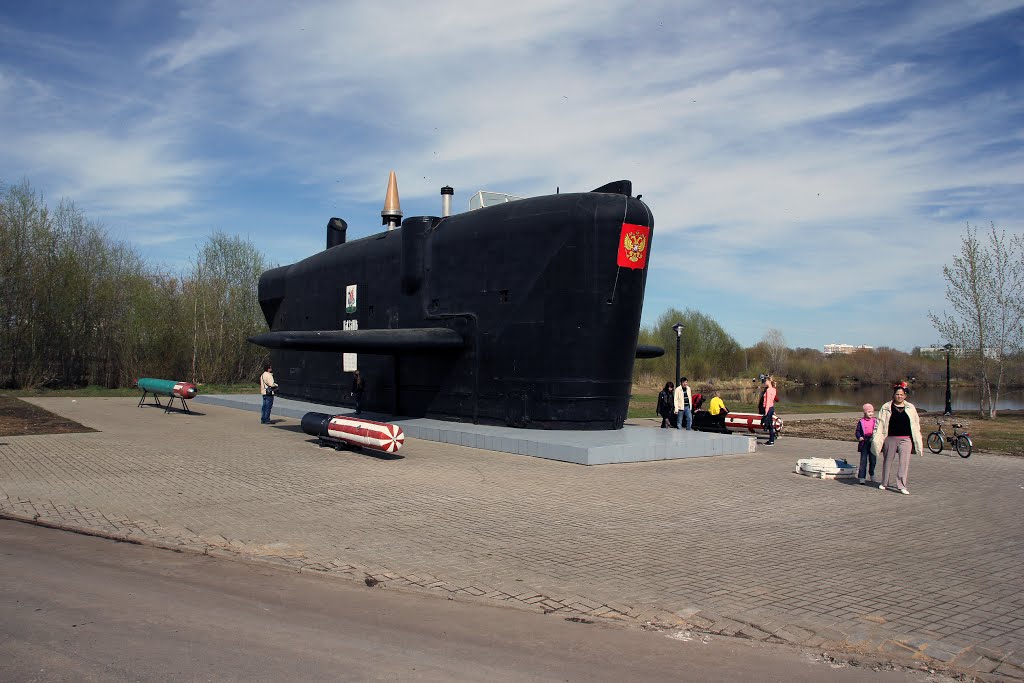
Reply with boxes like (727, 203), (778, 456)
(943, 343), (953, 351)
(672, 322), (684, 337)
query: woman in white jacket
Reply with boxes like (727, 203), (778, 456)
(871, 386), (924, 494)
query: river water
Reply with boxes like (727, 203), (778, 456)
(779, 385), (1024, 412)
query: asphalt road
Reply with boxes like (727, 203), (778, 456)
(0, 520), (943, 682)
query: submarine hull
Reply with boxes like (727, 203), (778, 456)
(255, 185), (653, 430)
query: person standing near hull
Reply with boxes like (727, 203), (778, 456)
(351, 370), (366, 415)
(674, 377), (693, 431)
(656, 381), (675, 428)
(871, 386), (923, 494)
(761, 377), (777, 445)
(260, 362), (278, 424)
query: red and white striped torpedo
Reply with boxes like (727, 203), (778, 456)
(301, 412), (405, 453)
(724, 412), (784, 434)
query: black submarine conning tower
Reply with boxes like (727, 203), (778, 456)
(326, 217), (347, 249)
(441, 185), (454, 217)
(381, 170), (403, 230)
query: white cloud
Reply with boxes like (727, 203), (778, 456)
(1, 0), (1021, 349)
(17, 130), (205, 212)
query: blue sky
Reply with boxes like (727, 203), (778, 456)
(2, 1), (1022, 351)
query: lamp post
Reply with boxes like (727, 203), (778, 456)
(943, 343), (953, 415)
(672, 322), (684, 383)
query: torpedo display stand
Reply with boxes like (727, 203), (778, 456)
(136, 378), (198, 414)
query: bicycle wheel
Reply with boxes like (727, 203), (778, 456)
(955, 435), (972, 458)
(927, 432), (943, 454)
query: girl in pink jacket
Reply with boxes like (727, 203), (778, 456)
(855, 403), (877, 483)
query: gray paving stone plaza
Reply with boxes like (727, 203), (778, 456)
(2, 397), (1022, 679)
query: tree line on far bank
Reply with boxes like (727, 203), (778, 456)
(634, 308), (1024, 390)
(1, 180), (269, 389)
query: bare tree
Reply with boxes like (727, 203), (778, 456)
(760, 328), (789, 376)
(0, 180), (54, 387)
(929, 223), (1024, 418)
(187, 231), (270, 384)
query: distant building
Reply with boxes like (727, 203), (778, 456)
(919, 345), (997, 359)
(919, 345), (959, 358)
(823, 343), (874, 355)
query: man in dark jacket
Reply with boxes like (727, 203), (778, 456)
(656, 381), (675, 428)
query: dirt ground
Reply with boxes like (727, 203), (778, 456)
(0, 397), (95, 437)
(783, 418), (860, 442)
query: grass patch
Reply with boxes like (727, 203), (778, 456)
(729, 402), (857, 415)
(922, 413), (1024, 457)
(627, 390), (858, 419)
(189, 383), (259, 395)
(628, 391), (659, 419)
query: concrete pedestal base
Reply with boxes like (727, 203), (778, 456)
(196, 395), (756, 465)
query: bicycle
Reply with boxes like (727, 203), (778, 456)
(927, 420), (973, 458)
